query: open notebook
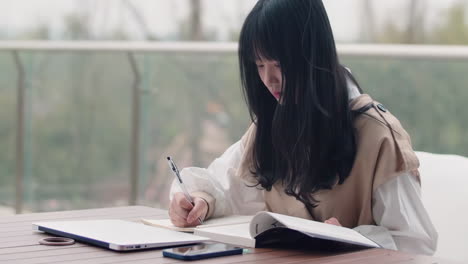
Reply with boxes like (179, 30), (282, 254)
(143, 212), (381, 249)
(141, 215), (253, 233)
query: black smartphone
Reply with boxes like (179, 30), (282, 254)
(162, 243), (243, 260)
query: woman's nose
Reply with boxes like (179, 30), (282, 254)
(264, 66), (280, 85)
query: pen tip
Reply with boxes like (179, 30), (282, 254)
(166, 157), (170, 160)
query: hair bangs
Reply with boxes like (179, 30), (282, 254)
(240, 3), (287, 64)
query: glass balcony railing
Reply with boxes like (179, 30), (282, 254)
(1, 42), (467, 214)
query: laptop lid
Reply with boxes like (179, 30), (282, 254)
(33, 219), (210, 251)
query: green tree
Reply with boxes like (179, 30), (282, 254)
(431, 2), (468, 44)
(370, 0), (427, 44)
(372, 0), (468, 45)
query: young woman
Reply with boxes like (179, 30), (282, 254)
(168, 0), (437, 255)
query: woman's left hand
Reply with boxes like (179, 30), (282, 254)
(324, 217), (342, 226)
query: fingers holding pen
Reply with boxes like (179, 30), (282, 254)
(187, 197), (208, 223)
(169, 193), (191, 226)
(175, 192), (195, 210)
(169, 192), (204, 227)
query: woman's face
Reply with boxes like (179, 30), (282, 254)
(255, 57), (283, 102)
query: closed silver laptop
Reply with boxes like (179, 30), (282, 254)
(33, 219), (210, 251)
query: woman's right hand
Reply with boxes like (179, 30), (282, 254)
(169, 192), (208, 227)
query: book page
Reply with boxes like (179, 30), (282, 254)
(249, 212), (285, 237)
(141, 219), (195, 232)
(197, 215), (253, 229)
(194, 223), (255, 248)
(142, 215), (253, 233)
(264, 212), (379, 247)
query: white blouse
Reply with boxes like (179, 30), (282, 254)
(170, 76), (438, 256)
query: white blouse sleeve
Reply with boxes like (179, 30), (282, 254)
(354, 172), (438, 255)
(169, 140), (265, 218)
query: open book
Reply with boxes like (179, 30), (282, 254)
(144, 212), (381, 249)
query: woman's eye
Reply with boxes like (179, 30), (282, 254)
(274, 64), (281, 68)
(256, 64), (264, 68)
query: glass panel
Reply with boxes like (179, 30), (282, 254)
(136, 52), (248, 208)
(23, 52), (132, 212)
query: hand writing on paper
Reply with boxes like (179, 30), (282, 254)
(169, 192), (208, 227)
(324, 217), (342, 226)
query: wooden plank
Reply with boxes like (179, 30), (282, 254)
(6, 247), (271, 264)
(0, 211), (167, 230)
(384, 254), (461, 264)
(183, 250), (327, 264)
(0, 206), (142, 223)
(223, 254), (324, 264)
(0, 244), (87, 255)
(232, 249), (387, 264)
(0, 212), (168, 236)
(0, 206), (164, 224)
(307, 253), (407, 264)
(40, 248), (311, 264)
(273, 249), (449, 264)
(0, 246), (104, 261)
(0, 245), (264, 257)
(1, 233), (71, 243)
(7, 251), (118, 264)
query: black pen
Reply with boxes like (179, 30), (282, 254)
(167, 157), (204, 225)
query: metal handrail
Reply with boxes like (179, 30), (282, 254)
(0, 41), (468, 60)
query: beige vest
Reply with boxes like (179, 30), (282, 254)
(234, 94), (420, 228)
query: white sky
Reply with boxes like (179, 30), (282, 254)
(0, 0), (464, 42)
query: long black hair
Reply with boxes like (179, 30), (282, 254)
(239, 0), (359, 207)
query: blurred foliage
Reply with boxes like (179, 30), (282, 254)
(375, 1), (468, 45)
(431, 2), (468, 44)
